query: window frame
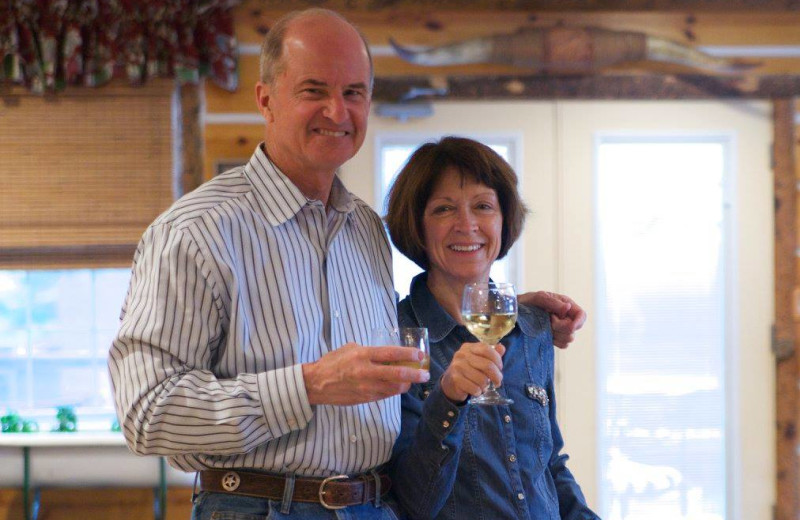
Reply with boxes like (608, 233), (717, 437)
(0, 267), (132, 431)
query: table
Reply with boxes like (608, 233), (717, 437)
(0, 432), (167, 520)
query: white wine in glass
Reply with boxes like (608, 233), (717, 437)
(461, 282), (517, 406)
(370, 327), (430, 370)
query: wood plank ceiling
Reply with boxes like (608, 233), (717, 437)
(232, 0), (800, 100)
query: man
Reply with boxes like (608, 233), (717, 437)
(109, 8), (585, 519)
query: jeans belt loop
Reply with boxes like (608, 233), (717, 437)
(191, 471), (201, 503)
(280, 472), (296, 514)
(369, 468), (382, 508)
(318, 474), (348, 510)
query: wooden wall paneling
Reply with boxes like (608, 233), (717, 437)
(166, 488), (194, 520)
(0, 487), (195, 520)
(206, 56), (260, 114)
(0, 488), (23, 520)
(774, 97), (798, 520)
(203, 123), (264, 180)
(34, 488), (154, 520)
(178, 83), (205, 197)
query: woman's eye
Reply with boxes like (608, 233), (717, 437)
(431, 205), (453, 214)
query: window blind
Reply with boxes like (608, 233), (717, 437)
(0, 80), (175, 268)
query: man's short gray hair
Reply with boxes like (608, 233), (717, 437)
(258, 8), (374, 90)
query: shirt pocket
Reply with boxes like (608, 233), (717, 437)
(520, 381), (555, 462)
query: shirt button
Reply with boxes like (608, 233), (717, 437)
(517, 493), (525, 500)
(508, 454), (517, 463)
(442, 420), (450, 428)
(447, 411), (455, 418)
(333, 310), (341, 319)
(350, 434), (358, 443)
(504, 415), (512, 423)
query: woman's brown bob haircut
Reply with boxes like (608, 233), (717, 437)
(385, 136), (528, 270)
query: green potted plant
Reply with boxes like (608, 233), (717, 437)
(52, 406), (77, 432)
(1, 411), (39, 433)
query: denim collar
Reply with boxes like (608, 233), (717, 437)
(406, 272), (541, 343)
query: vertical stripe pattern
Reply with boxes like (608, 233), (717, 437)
(108, 145), (399, 476)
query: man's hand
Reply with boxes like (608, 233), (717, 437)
(303, 343), (430, 406)
(440, 343), (506, 403)
(518, 291), (587, 349)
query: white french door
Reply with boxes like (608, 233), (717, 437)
(554, 100), (773, 520)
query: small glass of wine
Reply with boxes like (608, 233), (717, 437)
(371, 327), (430, 370)
(461, 282), (518, 406)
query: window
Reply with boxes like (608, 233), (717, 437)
(0, 81), (174, 431)
(377, 135), (520, 297)
(0, 268), (130, 430)
(596, 138), (729, 520)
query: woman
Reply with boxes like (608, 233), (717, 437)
(386, 136), (598, 519)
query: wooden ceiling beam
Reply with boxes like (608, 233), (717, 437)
(242, 1), (800, 13)
(235, 9), (800, 47)
(372, 74), (800, 101)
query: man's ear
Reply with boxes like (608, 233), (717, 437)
(255, 82), (273, 122)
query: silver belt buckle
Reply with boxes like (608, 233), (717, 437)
(318, 474), (348, 510)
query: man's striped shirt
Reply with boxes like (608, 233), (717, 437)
(108, 145), (399, 476)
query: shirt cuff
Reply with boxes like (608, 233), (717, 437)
(256, 364), (314, 439)
(422, 384), (466, 442)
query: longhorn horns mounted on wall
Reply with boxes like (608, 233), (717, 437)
(389, 26), (758, 75)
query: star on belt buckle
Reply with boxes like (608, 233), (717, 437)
(319, 474), (348, 510)
(221, 471), (241, 492)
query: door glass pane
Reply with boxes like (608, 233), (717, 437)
(597, 140), (726, 520)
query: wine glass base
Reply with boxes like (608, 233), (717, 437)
(471, 395), (514, 406)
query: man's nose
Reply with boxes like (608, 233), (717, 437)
(323, 94), (347, 123)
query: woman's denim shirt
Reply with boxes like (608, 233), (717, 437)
(389, 273), (599, 520)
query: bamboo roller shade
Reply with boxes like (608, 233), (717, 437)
(0, 80), (175, 267)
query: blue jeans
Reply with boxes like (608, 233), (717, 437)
(191, 491), (404, 520)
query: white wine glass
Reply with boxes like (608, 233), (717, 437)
(461, 282), (517, 406)
(370, 326), (430, 370)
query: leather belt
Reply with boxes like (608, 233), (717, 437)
(198, 469), (391, 510)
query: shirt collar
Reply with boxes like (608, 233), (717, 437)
(407, 272), (541, 341)
(244, 144), (355, 227)
(407, 272), (459, 343)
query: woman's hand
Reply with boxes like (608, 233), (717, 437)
(440, 342), (507, 403)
